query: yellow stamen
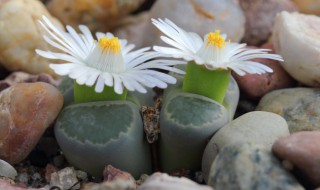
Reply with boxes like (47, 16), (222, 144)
(98, 37), (121, 53)
(206, 30), (226, 49)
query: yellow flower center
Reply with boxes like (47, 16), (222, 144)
(206, 30), (226, 49)
(98, 37), (121, 53)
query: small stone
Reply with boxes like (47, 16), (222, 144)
(272, 11), (320, 86)
(0, 159), (17, 179)
(256, 88), (320, 132)
(293, 0), (320, 15)
(0, 0), (63, 76)
(232, 43), (296, 100)
(147, 0), (245, 46)
(137, 172), (213, 190)
(207, 143), (304, 190)
(272, 131), (320, 188)
(0, 82), (63, 164)
(45, 164), (58, 183)
(202, 111), (289, 182)
(75, 170), (88, 183)
(53, 155), (65, 168)
(47, 0), (145, 32)
(240, 0), (297, 45)
(50, 167), (79, 190)
(103, 165), (136, 186)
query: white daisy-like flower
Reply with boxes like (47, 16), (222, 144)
(152, 18), (283, 76)
(36, 16), (185, 94)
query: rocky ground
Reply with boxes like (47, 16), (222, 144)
(1, 0), (320, 189)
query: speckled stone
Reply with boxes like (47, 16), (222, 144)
(0, 0), (63, 76)
(272, 131), (320, 188)
(202, 111), (289, 182)
(256, 88), (320, 133)
(240, 0), (297, 45)
(0, 82), (63, 164)
(47, 0), (145, 32)
(272, 11), (320, 86)
(232, 43), (296, 99)
(207, 143), (304, 190)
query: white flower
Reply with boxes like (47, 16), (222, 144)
(36, 16), (184, 94)
(152, 18), (283, 76)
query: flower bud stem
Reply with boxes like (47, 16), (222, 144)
(73, 81), (127, 103)
(182, 61), (230, 104)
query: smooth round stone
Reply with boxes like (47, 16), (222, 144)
(137, 173), (213, 190)
(0, 159), (17, 179)
(0, 0), (63, 76)
(0, 82), (63, 164)
(240, 0), (297, 45)
(148, 0), (245, 46)
(272, 131), (320, 188)
(256, 88), (320, 133)
(293, 0), (320, 15)
(207, 143), (304, 190)
(47, 0), (145, 32)
(202, 111), (289, 182)
(272, 11), (320, 86)
(232, 43), (296, 100)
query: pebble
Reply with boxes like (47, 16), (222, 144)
(232, 43), (296, 100)
(256, 87), (320, 132)
(47, 0), (145, 32)
(202, 111), (289, 182)
(44, 164), (58, 183)
(272, 11), (320, 86)
(0, 159), (17, 180)
(148, 0), (245, 46)
(207, 143), (304, 190)
(0, 82), (63, 164)
(50, 167), (79, 190)
(240, 0), (297, 45)
(103, 165), (136, 185)
(272, 131), (320, 188)
(0, 0), (63, 76)
(137, 172), (213, 190)
(293, 0), (320, 15)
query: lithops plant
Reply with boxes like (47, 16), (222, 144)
(36, 16), (184, 178)
(152, 18), (283, 173)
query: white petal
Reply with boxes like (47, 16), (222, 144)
(94, 75), (105, 93)
(113, 75), (123, 94)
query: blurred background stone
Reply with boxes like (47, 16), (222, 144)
(47, 0), (145, 33)
(293, 0), (320, 15)
(239, 0), (297, 46)
(0, 0), (63, 76)
(145, 0), (245, 47)
(272, 11), (320, 87)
